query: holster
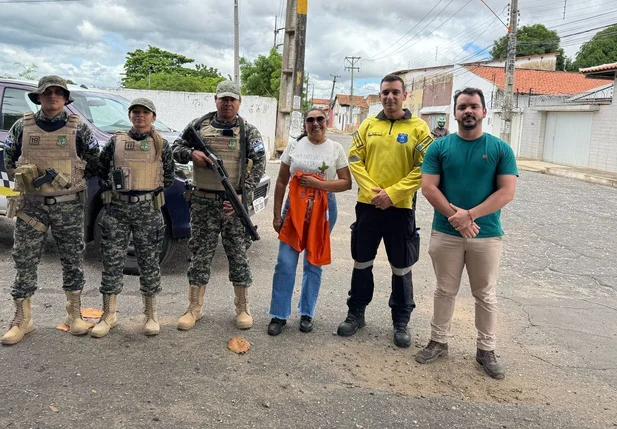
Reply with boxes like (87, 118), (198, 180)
(153, 192), (166, 210)
(6, 194), (24, 219)
(101, 190), (113, 205)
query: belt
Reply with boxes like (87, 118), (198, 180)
(192, 189), (225, 199)
(117, 192), (155, 203)
(26, 193), (79, 205)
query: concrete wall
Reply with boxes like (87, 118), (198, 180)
(588, 79), (617, 172)
(106, 89), (278, 157)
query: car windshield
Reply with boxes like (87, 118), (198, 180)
(70, 91), (173, 133)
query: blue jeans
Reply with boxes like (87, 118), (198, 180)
(269, 193), (338, 320)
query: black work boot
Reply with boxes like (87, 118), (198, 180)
(267, 318), (286, 336)
(337, 307), (366, 337)
(476, 349), (505, 379)
(299, 315), (313, 333)
(415, 340), (449, 364)
(393, 323), (411, 348)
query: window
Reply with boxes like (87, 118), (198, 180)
(1, 88), (39, 131)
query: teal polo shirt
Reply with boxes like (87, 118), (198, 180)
(421, 133), (518, 238)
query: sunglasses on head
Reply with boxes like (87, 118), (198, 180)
(306, 116), (326, 123)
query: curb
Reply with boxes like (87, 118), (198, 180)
(519, 164), (617, 188)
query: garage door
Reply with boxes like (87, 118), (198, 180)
(543, 112), (593, 168)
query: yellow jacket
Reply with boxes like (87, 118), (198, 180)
(349, 109), (433, 209)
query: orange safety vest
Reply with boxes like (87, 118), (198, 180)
(278, 172), (331, 266)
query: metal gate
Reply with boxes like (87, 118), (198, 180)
(543, 112), (593, 167)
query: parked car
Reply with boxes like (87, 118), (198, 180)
(0, 78), (270, 274)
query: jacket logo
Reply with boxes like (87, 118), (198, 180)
(125, 141), (135, 150)
(29, 136), (40, 145)
(140, 140), (150, 151)
(397, 133), (409, 144)
(229, 139), (238, 149)
(57, 135), (67, 147)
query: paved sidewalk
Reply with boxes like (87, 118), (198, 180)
(517, 158), (617, 188)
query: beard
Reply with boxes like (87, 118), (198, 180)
(458, 115), (478, 130)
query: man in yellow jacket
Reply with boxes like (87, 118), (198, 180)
(337, 74), (433, 348)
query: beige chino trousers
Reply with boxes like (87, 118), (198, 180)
(428, 230), (503, 351)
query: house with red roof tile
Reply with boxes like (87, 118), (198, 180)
(515, 62), (617, 173)
(331, 94), (375, 132)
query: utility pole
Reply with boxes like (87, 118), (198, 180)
(500, 0), (518, 145)
(274, 0), (307, 153)
(345, 56), (360, 131)
(234, 0), (240, 84)
(328, 74), (339, 108)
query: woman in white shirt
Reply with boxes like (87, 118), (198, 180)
(267, 108), (352, 336)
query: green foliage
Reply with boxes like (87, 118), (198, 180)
(239, 48), (282, 100)
(122, 45), (224, 92)
(491, 24), (560, 59)
(126, 73), (224, 92)
(572, 25), (617, 70)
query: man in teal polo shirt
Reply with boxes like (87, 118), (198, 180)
(415, 87), (518, 379)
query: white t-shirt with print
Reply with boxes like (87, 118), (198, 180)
(280, 137), (348, 181)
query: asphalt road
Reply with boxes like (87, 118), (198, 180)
(0, 132), (615, 428)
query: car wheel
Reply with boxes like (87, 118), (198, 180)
(94, 208), (176, 276)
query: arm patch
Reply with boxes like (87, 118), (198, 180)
(352, 131), (364, 149)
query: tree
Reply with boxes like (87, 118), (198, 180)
(491, 24), (561, 60)
(122, 45), (224, 92)
(122, 46), (194, 85)
(572, 25), (617, 70)
(239, 48), (282, 100)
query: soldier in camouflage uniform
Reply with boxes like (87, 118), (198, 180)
(1, 75), (100, 345)
(173, 80), (266, 331)
(91, 98), (175, 338)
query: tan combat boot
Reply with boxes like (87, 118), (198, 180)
(64, 290), (91, 335)
(1, 297), (34, 345)
(233, 285), (253, 330)
(177, 285), (207, 330)
(90, 294), (118, 338)
(143, 295), (160, 336)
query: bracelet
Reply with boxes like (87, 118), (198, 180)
(467, 210), (474, 222)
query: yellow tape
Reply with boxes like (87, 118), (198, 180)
(297, 0), (307, 14)
(0, 186), (18, 197)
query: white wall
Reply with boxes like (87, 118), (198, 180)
(588, 78), (617, 173)
(106, 89), (277, 157)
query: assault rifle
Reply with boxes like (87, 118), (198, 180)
(183, 125), (260, 241)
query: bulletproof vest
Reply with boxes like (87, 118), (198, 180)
(192, 118), (242, 192)
(18, 112), (86, 196)
(113, 132), (164, 191)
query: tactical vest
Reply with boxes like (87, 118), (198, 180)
(18, 112), (86, 196)
(192, 118), (243, 192)
(113, 132), (164, 191)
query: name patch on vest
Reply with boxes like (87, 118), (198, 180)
(29, 136), (40, 146)
(125, 140), (136, 150)
(57, 135), (68, 147)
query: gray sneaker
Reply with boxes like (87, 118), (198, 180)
(476, 349), (505, 379)
(415, 340), (448, 364)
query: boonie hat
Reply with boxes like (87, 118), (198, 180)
(28, 75), (74, 105)
(129, 98), (157, 114)
(216, 80), (241, 100)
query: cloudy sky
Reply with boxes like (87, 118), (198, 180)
(0, 0), (613, 98)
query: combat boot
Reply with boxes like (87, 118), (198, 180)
(177, 285), (207, 330)
(337, 307), (366, 337)
(233, 285), (253, 329)
(143, 295), (160, 336)
(90, 294), (118, 338)
(1, 297), (34, 345)
(476, 349), (505, 380)
(64, 290), (90, 335)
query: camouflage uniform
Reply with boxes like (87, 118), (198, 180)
(98, 131), (175, 297)
(173, 115), (266, 287)
(4, 110), (99, 299)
